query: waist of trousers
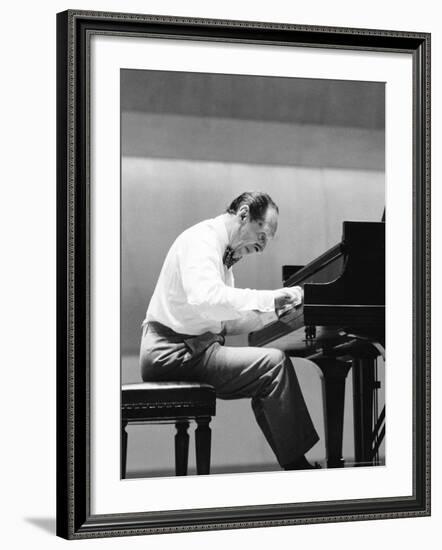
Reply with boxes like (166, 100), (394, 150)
(146, 321), (225, 356)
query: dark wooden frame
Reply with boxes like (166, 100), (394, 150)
(56, 9), (431, 539)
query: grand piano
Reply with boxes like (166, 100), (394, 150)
(249, 220), (385, 468)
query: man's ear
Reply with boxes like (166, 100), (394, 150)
(238, 204), (249, 222)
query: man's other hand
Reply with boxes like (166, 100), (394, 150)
(274, 286), (304, 316)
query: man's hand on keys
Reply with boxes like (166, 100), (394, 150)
(274, 286), (303, 316)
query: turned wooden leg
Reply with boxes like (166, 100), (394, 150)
(195, 416), (211, 475)
(121, 420), (128, 479)
(352, 357), (376, 465)
(175, 420), (190, 476)
(314, 358), (351, 468)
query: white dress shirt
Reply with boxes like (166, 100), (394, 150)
(144, 215), (285, 335)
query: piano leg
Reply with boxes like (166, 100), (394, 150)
(314, 358), (351, 468)
(352, 357), (376, 466)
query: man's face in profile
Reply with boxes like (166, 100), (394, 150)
(231, 206), (278, 262)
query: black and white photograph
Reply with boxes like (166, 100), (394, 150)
(120, 69), (386, 479)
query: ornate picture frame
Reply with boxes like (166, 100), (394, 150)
(56, 10), (430, 539)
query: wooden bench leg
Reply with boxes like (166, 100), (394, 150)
(195, 416), (211, 475)
(121, 420), (128, 479)
(175, 421), (190, 476)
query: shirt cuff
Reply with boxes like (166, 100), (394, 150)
(255, 289), (277, 312)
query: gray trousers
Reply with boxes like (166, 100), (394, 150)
(139, 322), (319, 467)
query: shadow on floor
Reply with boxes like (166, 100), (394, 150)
(25, 517), (56, 535)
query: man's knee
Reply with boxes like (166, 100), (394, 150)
(262, 347), (287, 369)
(251, 348), (291, 399)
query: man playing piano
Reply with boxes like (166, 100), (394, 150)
(140, 191), (319, 471)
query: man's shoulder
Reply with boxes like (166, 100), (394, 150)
(179, 218), (219, 242)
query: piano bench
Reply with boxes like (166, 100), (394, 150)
(121, 382), (216, 477)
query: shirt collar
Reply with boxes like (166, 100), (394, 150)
(210, 215), (230, 252)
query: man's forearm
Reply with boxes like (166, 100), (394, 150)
(224, 310), (277, 335)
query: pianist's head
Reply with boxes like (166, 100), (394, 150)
(224, 191), (279, 261)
